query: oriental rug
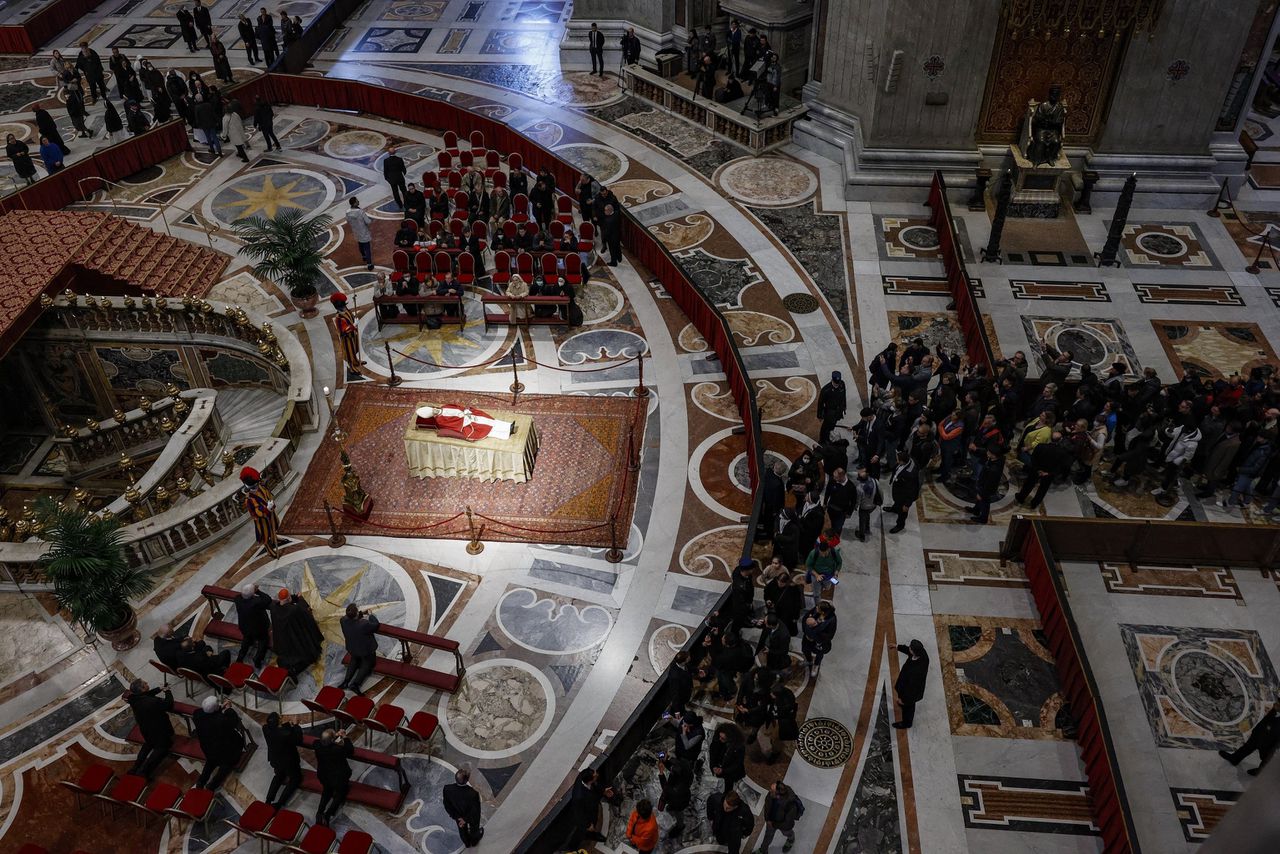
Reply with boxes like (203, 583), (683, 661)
(282, 384), (645, 547)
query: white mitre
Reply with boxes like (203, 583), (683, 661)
(416, 405), (514, 440)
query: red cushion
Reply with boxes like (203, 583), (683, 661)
(338, 830), (374, 854)
(297, 825), (337, 853)
(222, 661), (254, 687)
(238, 800), (275, 832)
(78, 763), (113, 793)
(265, 808), (304, 840)
(343, 695), (375, 720)
(373, 703), (405, 729)
(143, 782), (182, 812)
(313, 685), (345, 710)
(111, 773), (147, 803)
(175, 787), (215, 818)
(402, 711), (439, 740)
(255, 665), (288, 692)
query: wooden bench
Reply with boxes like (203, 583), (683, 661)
(372, 293), (466, 331)
(342, 623), (464, 694)
(201, 584), (243, 644)
(123, 696), (256, 769)
(481, 294), (569, 330)
(298, 734), (409, 812)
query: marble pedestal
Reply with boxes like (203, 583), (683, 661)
(1009, 145), (1071, 218)
(718, 0), (812, 94)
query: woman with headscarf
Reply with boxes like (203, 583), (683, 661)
(6, 134), (37, 184)
(33, 108), (69, 155)
(101, 99), (123, 141)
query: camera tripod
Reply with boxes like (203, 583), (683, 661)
(740, 77), (771, 120)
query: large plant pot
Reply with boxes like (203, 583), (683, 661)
(98, 606), (140, 651)
(291, 292), (319, 318)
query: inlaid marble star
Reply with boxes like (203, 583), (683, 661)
(385, 323), (483, 368)
(297, 559), (399, 687)
(223, 175), (312, 220)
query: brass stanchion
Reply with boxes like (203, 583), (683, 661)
(1246, 228), (1272, 275)
(605, 516), (623, 563)
(510, 356), (525, 400)
(627, 422), (640, 472)
(323, 500), (346, 548)
(635, 353), (650, 397)
(465, 505), (485, 555)
(385, 342), (403, 387)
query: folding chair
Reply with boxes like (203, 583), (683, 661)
(492, 251), (511, 288)
(246, 665), (292, 713)
(362, 703), (405, 749)
(59, 763), (114, 810)
(165, 788), (217, 837)
(395, 711), (439, 756)
(225, 800), (275, 847)
(301, 686), (344, 728)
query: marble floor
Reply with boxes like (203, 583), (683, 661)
(0, 4), (1279, 854)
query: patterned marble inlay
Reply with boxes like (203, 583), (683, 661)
(1119, 624), (1279, 749)
(876, 215), (942, 261)
(890, 311), (1002, 361)
(834, 690), (901, 853)
(1133, 282), (1244, 305)
(442, 658), (553, 758)
(925, 550), (1027, 588)
(935, 614), (1068, 740)
(1120, 222), (1221, 269)
(797, 717), (853, 767)
(352, 27), (432, 52)
(1151, 320), (1279, 380)
(748, 203), (852, 336)
(0, 595), (76, 686)
(553, 142), (627, 185)
(959, 776), (1099, 835)
(1172, 788), (1240, 841)
(716, 156), (816, 206)
(882, 275), (986, 298)
(674, 248), (764, 309)
(1022, 315), (1140, 379)
(1099, 563), (1241, 599)
(1009, 279), (1109, 301)
(616, 107), (715, 158)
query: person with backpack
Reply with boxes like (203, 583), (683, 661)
(625, 798), (659, 853)
(758, 780), (804, 852)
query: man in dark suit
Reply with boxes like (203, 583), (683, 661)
(256, 10), (278, 65)
(566, 768), (615, 846)
(816, 371), (848, 444)
(893, 639), (930, 728)
(666, 651), (693, 715)
(442, 767), (484, 846)
(74, 42), (106, 102)
(193, 696), (246, 789)
(263, 712), (304, 807)
(601, 202), (622, 266)
(887, 451), (921, 534)
(178, 635), (231, 678)
(587, 23), (606, 76)
(153, 623), (184, 668)
(233, 582), (272, 668)
(238, 14), (260, 64)
(314, 728), (355, 826)
(383, 148), (407, 209)
(127, 679), (174, 777)
(337, 604), (380, 694)
(192, 0), (213, 48)
(620, 27), (640, 65)
(1220, 702), (1280, 776)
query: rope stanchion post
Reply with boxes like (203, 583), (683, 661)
(1247, 228), (1272, 274)
(465, 505), (485, 555)
(510, 354), (524, 400)
(1207, 178), (1230, 218)
(627, 421), (640, 472)
(635, 352), (649, 398)
(323, 500), (346, 548)
(385, 342), (402, 387)
(605, 515), (623, 563)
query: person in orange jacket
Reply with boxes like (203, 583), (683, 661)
(625, 798), (659, 853)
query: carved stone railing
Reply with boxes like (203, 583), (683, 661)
(0, 438), (295, 587)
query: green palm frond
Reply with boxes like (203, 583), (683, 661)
(230, 209), (333, 298)
(34, 497), (155, 633)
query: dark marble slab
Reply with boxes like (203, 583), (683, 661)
(835, 690), (901, 853)
(0, 674), (124, 765)
(529, 558), (617, 593)
(748, 203), (852, 336)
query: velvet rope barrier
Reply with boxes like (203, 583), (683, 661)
(388, 344), (642, 375)
(337, 509), (465, 531)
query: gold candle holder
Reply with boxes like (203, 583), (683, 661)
(138, 396), (152, 412)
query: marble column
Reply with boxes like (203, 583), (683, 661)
(561, 0), (675, 71)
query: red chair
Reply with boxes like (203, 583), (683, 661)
(469, 130), (484, 152)
(458, 150), (473, 169)
(556, 194), (574, 224)
(95, 773), (147, 819)
(428, 219), (444, 239)
(516, 252), (534, 280)
(579, 221), (595, 244)
(415, 250), (432, 283)
(449, 218), (464, 242)
(502, 220), (518, 245)
(363, 703), (405, 749)
(206, 661), (254, 704)
(391, 249), (410, 286)
(484, 150), (501, 178)
(564, 252), (583, 285)
(524, 221), (541, 244)
(512, 193), (529, 224)
(150, 659), (177, 688)
(262, 808), (305, 849)
(246, 665), (292, 713)
(540, 252), (558, 280)
(138, 781), (182, 827)
(166, 787), (216, 835)
(60, 763), (114, 810)
(509, 152), (523, 173)
(437, 150), (452, 170)
(422, 169), (438, 190)
(472, 220), (488, 250)
(302, 686), (345, 728)
(175, 665), (211, 698)
(447, 169), (462, 190)
(334, 694), (375, 733)
(286, 825), (337, 854)
(453, 193), (470, 219)
(430, 190), (447, 221)
(492, 250), (511, 288)
(457, 252), (475, 286)
(550, 220), (565, 240)
(226, 800), (275, 846)
(337, 830), (375, 854)
(395, 710), (440, 755)
(443, 130), (459, 155)
(434, 250), (452, 283)
(492, 169), (507, 190)
(399, 218), (418, 233)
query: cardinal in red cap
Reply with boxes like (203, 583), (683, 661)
(331, 291), (363, 376)
(240, 466), (280, 559)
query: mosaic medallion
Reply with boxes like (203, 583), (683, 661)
(716, 156), (816, 207)
(1021, 316), (1139, 379)
(440, 658), (554, 758)
(1120, 222), (1219, 269)
(900, 225), (940, 250)
(797, 717), (853, 768)
(876, 215), (944, 261)
(0, 121), (31, 143)
(209, 169), (334, 227)
(783, 293), (819, 313)
(281, 118), (331, 149)
(553, 142), (628, 185)
(323, 129), (388, 161)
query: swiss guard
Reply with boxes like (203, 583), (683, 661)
(240, 466), (281, 559)
(331, 291), (363, 377)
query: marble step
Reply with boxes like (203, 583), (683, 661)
(216, 387), (288, 444)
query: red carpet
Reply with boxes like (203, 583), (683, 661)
(282, 385), (645, 547)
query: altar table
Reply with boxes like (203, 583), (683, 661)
(403, 406), (539, 483)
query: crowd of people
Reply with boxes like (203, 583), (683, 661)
(684, 20), (781, 109)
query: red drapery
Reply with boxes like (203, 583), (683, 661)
(1019, 524), (1140, 854)
(926, 172), (995, 373)
(0, 0), (104, 53)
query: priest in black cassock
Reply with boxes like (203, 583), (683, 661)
(271, 589), (323, 678)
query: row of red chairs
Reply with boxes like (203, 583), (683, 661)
(391, 249), (478, 286)
(493, 250), (583, 287)
(302, 687), (440, 753)
(420, 166), (507, 191)
(400, 218), (592, 246)
(151, 658), (293, 713)
(60, 763), (217, 831)
(399, 217), (488, 244)
(230, 800), (373, 853)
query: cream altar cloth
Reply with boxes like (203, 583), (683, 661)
(403, 405), (539, 483)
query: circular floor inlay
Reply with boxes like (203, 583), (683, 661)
(324, 129), (388, 161)
(552, 142), (628, 185)
(717, 156), (817, 207)
(1173, 650), (1247, 725)
(441, 659), (554, 759)
(1136, 232), (1187, 258)
(900, 225), (940, 250)
(798, 717), (853, 768)
(783, 293), (819, 314)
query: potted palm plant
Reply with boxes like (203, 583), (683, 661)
(231, 209), (333, 318)
(35, 497), (155, 651)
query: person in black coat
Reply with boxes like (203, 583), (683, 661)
(894, 639), (930, 728)
(314, 728), (355, 825)
(253, 97), (280, 150)
(383, 148), (407, 209)
(75, 42), (106, 102)
(271, 589), (323, 677)
(176, 7), (198, 51)
(238, 14), (260, 64)
(620, 27), (641, 64)
(192, 0), (213, 47)
(1015, 431), (1071, 509)
(233, 583), (272, 668)
(886, 452), (920, 534)
(566, 768), (614, 846)
(587, 22), (606, 75)
(800, 601), (836, 676)
(529, 179), (553, 228)
(763, 571), (803, 636)
(968, 446), (1005, 524)
(256, 13), (279, 64)
(403, 182), (426, 225)
(127, 679), (174, 777)
(708, 723), (746, 793)
(337, 603), (380, 693)
(33, 108), (69, 155)
(178, 635), (230, 677)
(1219, 701), (1279, 776)
(152, 624), (183, 668)
(665, 650), (694, 715)
(263, 712), (303, 807)
(657, 753), (693, 834)
(126, 101), (151, 136)
(193, 696), (246, 789)
(442, 767), (484, 846)
(6, 134), (37, 184)
(706, 789), (753, 854)
(601, 202), (622, 266)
